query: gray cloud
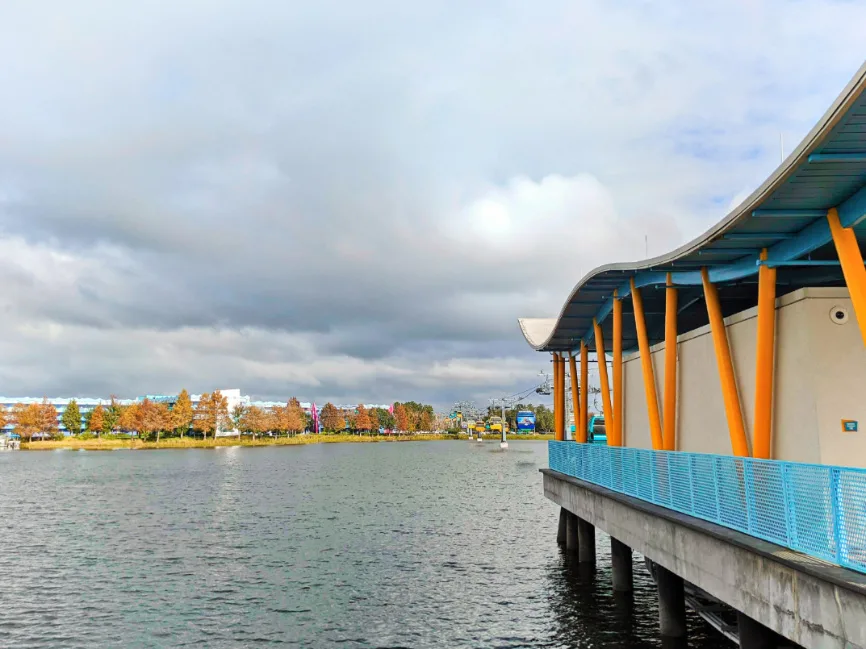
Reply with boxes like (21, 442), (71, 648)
(0, 0), (864, 407)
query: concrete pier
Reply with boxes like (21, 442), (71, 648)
(565, 511), (579, 555)
(655, 563), (686, 639)
(737, 612), (784, 649)
(610, 537), (633, 592)
(556, 507), (567, 546)
(577, 518), (595, 565)
(543, 468), (866, 648)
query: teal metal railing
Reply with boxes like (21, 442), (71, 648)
(548, 441), (866, 574)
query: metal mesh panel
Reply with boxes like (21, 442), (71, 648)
(746, 461), (788, 546)
(785, 463), (835, 562)
(668, 453), (694, 515)
(546, 441), (866, 574)
(690, 454), (720, 522)
(636, 451), (654, 501)
(837, 468), (866, 572)
(716, 457), (749, 532)
(622, 449), (638, 496)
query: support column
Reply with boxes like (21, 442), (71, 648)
(610, 537), (633, 592)
(577, 517), (595, 565)
(630, 278), (663, 450)
(556, 507), (567, 545)
(737, 612), (783, 649)
(569, 352), (580, 442)
(701, 268), (750, 457)
(553, 353), (562, 441)
(557, 354), (567, 438)
(663, 273), (678, 451)
(565, 511), (579, 555)
(753, 250), (776, 460)
(612, 293), (623, 446)
(656, 563), (686, 639)
(828, 207), (866, 347)
(579, 341), (589, 443)
(593, 319), (613, 442)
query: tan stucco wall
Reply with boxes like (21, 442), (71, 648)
(619, 287), (866, 467)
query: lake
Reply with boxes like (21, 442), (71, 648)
(0, 441), (727, 647)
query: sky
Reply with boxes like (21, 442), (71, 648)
(0, 1), (864, 410)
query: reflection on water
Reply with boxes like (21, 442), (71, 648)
(0, 441), (730, 648)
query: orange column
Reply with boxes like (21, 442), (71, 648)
(569, 352), (580, 442)
(828, 207), (866, 347)
(663, 273), (678, 451)
(701, 268), (750, 457)
(630, 278), (663, 450)
(552, 353), (562, 441)
(753, 250), (776, 459)
(612, 293), (623, 446)
(579, 341), (589, 443)
(593, 319), (613, 444)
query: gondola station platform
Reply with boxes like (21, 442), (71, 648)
(519, 62), (866, 648)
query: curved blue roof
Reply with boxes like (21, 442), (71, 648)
(519, 61), (866, 353)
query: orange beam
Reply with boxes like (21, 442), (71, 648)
(827, 207), (866, 348)
(579, 341), (589, 443)
(630, 278), (663, 450)
(552, 353), (562, 441)
(593, 319), (613, 444)
(569, 351), (580, 441)
(663, 273), (678, 451)
(701, 268), (750, 457)
(612, 293), (623, 446)
(753, 250), (776, 460)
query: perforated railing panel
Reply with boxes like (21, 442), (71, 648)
(547, 442), (866, 574)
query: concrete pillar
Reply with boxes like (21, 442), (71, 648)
(557, 507), (567, 546)
(577, 517), (595, 565)
(738, 612), (782, 649)
(565, 512), (579, 555)
(610, 537), (633, 592)
(655, 563), (686, 639)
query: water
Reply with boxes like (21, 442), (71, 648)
(0, 441), (729, 648)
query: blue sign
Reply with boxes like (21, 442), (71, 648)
(843, 420), (858, 432)
(516, 411), (536, 431)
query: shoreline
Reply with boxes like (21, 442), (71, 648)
(20, 433), (554, 451)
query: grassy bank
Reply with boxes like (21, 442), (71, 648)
(22, 432), (553, 451)
(22, 434), (456, 451)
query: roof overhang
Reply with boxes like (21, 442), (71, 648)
(519, 61), (866, 353)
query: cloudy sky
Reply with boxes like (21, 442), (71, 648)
(0, 1), (864, 409)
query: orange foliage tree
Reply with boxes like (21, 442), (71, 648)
(394, 403), (409, 433)
(320, 403), (343, 432)
(355, 405), (372, 433)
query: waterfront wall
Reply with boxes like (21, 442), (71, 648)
(621, 287), (866, 466)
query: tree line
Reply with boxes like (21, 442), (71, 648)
(0, 392), (442, 441)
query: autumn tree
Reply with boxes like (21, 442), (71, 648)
(105, 396), (124, 435)
(37, 399), (59, 439)
(320, 402), (343, 433)
(12, 403), (40, 442)
(393, 403), (409, 433)
(239, 405), (267, 438)
(368, 407), (379, 433)
(61, 399), (82, 436)
(172, 389), (194, 438)
(343, 408), (357, 433)
(355, 405), (372, 434)
(136, 399), (169, 443)
(119, 403), (140, 434)
(285, 398), (305, 436)
(88, 404), (106, 437)
(0, 406), (7, 433)
(194, 391), (229, 439)
(418, 407), (434, 432)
